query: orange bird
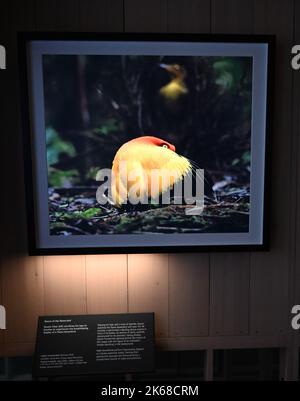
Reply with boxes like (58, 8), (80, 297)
(111, 136), (191, 206)
(159, 63), (188, 111)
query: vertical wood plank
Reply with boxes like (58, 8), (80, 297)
(1, 0), (40, 357)
(204, 349), (214, 381)
(44, 256), (87, 315)
(167, 0), (211, 33)
(279, 346), (298, 381)
(36, 0), (80, 31)
(128, 254), (169, 337)
(209, 0), (253, 337)
(285, 0), (300, 380)
(210, 253), (250, 335)
(166, 0), (211, 339)
(0, 1), (8, 264)
(37, 0), (87, 321)
(169, 254), (209, 337)
(0, 261), (4, 356)
(250, 0), (293, 335)
(86, 255), (128, 314)
(2, 0), (36, 255)
(294, 0), (300, 313)
(212, 0), (253, 33)
(80, 0), (123, 32)
(125, 0), (169, 339)
(79, 1), (126, 316)
(0, 0), (9, 356)
(2, 256), (44, 343)
(294, 0), (300, 375)
(124, 0), (167, 32)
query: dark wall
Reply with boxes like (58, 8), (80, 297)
(0, 0), (299, 380)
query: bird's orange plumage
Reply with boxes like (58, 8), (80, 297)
(111, 136), (191, 206)
(159, 64), (188, 108)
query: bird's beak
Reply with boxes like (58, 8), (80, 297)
(159, 63), (177, 75)
(159, 63), (169, 70)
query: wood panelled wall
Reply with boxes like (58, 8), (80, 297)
(0, 0), (299, 379)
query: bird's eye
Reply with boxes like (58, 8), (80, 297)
(161, 144), (169, 149)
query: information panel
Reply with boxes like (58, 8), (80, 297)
(33, 313), (155, 377)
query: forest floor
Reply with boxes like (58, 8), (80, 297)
(48, 184), (250, 235)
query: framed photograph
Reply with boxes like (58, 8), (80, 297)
(19, 33), (274, 254)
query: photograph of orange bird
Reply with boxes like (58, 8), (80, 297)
(111, 136), (192, 206)
(44, 52), (252, 237)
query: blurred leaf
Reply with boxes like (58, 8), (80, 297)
(231, 158), (240, 166)
(46, 127), (76, 165)
(213, 59), (243, 92)
(48, 168), (79, 187)
(242, 150), (251, 164)
(94, 118), (124, 135)
(54, 207), (101, 221)
(86, 166), (101, 181)
(74, 207), (101, 219)
(231, 151), (251, 167)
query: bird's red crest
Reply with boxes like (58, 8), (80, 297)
(131, 136), (176, 152)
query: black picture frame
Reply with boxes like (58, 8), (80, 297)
(18, 32), (275, 255)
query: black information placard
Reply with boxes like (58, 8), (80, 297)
(33, 313), (155, 378)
